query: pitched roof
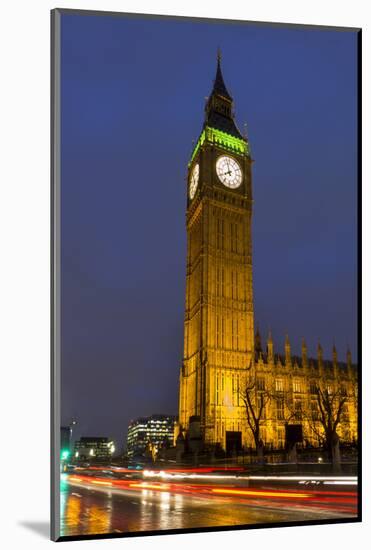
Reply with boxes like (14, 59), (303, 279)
(205, 110), (244, 139)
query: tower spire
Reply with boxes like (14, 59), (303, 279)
(267, 330), (274, 363)
(332, 342), (338, 361)
(201, 52), (247, 146)
(317, 341), (324, 376)
(212, 48), (232, 101)
(285, 333), (291, 367)
(255, 326), (262, 355)
(332, 342), (338, 378)
(301, 338), (308, 368)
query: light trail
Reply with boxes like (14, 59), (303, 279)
(129, 483), (171, 491)
(65, 464), (357, 520)
(75, 466), (357, 489)
(142, 470), (242, 480)
(142, 470), (358, 484)
(248, 475), (357, 481)
(212, 488), (310, 499)
(323, 481), (357, 486)
(66, 473), (357, 514)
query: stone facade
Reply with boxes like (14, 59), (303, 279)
(177, 54), (357, 452)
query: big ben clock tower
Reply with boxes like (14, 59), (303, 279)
(178, 52), (254, 452)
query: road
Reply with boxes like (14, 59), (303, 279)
(60, 467), (358, 537)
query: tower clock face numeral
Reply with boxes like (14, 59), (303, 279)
(189, 163), (199, 199)
(216, 155), (243, 189)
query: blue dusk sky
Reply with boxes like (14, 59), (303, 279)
(59, 11), (358, 448)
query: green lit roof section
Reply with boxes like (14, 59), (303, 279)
(189, 126), (249, 164)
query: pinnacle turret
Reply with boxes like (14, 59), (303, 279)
(255, 327), (262, 354)
(285, 333), (291, 366)
(267, 330), (274, 363)
(301, 338), (308, 368)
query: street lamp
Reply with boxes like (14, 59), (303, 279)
(69, 419), (77, 464)
(69, 419), (77, 446)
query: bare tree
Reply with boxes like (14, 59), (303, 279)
(238, 361), (271, 462)
(269, 390), (296, 423)
(269, 388), (302, 462)
(308, 384), (347, 471)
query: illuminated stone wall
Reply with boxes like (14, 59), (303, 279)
(178, 134), (357, 451)
(178, 57), (357, 452)
(179, 136), (255, 447)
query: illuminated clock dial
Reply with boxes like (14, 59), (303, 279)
(189, 163), (199, 199)
(216, 156), (242, 189)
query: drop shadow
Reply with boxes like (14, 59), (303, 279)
(18, 521), (50, 539)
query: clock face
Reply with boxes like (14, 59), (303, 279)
(189, 163), (199, 199)
(216, 156), (243, 189)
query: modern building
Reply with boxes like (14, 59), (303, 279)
(126, 414), (176, 458)
(73, 437), (115, 462)
(177, 53), (357, 453)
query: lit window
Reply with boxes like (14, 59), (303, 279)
(311, 401), (319, 420)
(276, 399), (284, 420)
(217, 218), (225, 249)
(294, 401), (302, 420)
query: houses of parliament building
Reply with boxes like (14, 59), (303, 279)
(177, 53), (357, 453)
